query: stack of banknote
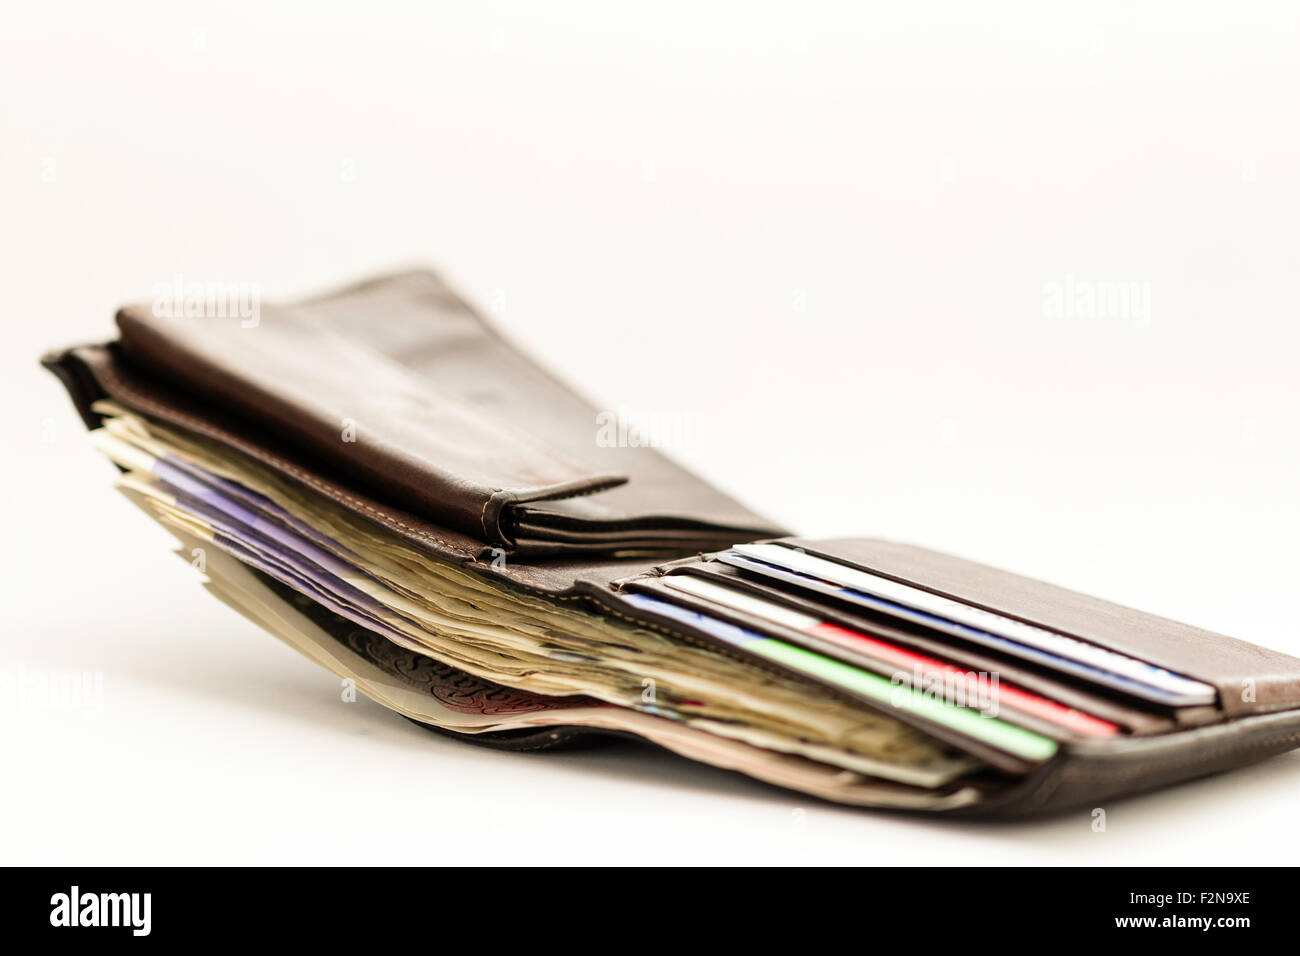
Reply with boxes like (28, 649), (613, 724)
(88, 400), (987, 809)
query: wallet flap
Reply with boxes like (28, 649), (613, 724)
(290, 271), (783, 546)
(55, 269), (783, 557)
(115, 298), (625, 546)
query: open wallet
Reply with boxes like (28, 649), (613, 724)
(42, 269), (1300, 817)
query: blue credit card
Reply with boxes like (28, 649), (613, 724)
(715, 549), (1215, 708)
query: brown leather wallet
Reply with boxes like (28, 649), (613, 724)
(42, 269), (1300, 817)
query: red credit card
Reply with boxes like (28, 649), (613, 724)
(808, 621), (1119, 736)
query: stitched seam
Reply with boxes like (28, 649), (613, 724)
(480, 490), (501, 543)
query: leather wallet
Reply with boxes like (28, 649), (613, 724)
(42, 269), (1300, 817)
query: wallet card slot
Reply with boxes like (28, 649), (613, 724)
(717, 543), (1217, 709)
(610, 577), (1052, 775)
(752, 538), (1300, 716)
(656, 563), (1182, 735)
(640, 573), (1096, 742)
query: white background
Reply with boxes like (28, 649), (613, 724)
(3, 2), (1299, 865)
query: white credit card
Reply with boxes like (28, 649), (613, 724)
(722, 543), (1217, 708)
(663, 574), (822, 631)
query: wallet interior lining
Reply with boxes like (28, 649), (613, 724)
(621, 547), (1242, 727)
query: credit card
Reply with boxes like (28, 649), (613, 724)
(718, 546), (1216, 708)
(662, 573), (1120, 737)
(623, 592), (1059, 763)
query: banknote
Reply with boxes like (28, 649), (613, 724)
(92, 402), (983, 790)
(134, 490), (979, 803)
